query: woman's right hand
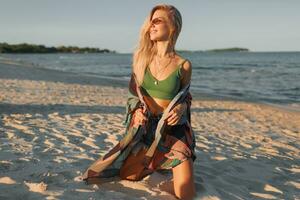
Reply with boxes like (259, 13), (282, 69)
(134, 107), (147, 125)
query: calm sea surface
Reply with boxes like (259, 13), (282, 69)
(1, 52), (299, 110)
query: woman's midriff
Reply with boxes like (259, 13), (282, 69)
(143, 95), (171, 116)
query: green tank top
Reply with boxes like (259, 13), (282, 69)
(141, 59), (186, 100)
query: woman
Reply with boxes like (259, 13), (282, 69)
(83, 4), (196, 200)
(124, 4), (197, 199)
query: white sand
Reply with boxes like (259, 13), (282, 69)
(0, 63), (299, 199)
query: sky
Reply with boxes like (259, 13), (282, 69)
(0, 0), (299, 53)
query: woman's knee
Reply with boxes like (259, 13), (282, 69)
(174, 182), (196, 200)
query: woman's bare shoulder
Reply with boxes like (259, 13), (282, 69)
(177, 56), (192, 85)
(176, 56), (191, 73)
(175, 54), (191, 68)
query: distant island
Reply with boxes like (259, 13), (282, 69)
(206, 47), (249, 52)
(0, 42), (117, 54)
(178, 47), (250, 53)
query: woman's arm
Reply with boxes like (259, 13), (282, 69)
(166, 59), (192, 125)
(180, 59), (192, 89)
(179, 59), (192, 110)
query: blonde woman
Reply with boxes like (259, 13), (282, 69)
(126, 4), (196, 199)
(82, 4), (197, 200)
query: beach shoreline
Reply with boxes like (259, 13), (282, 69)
(1, 60), (299, 114)
(0, 62), (299, 199)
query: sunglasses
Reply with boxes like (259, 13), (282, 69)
(150, 18), (165, 26)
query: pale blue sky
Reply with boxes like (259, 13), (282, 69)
(1, 0), (299, 53)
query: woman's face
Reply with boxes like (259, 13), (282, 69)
(149, 9), (171, 41)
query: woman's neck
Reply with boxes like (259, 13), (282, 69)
(156, 41), (175, 58)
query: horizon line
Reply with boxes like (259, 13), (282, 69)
(1, 42), (300, 53)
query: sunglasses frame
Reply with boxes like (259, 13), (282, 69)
(150, 17), (166, 26)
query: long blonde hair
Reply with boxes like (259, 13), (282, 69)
(132, 4), (183, 86)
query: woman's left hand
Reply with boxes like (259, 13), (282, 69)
(165, 102), (187, 126)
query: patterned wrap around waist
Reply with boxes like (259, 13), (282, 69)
(132, 112), (197, 171)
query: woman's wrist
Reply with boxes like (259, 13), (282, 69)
(178, 102), (187, 113)
(182, 101), (188, 111)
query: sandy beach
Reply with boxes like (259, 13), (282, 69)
(0, 62), (299, 200)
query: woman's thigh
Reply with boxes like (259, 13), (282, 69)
(172, 157), (196, 199)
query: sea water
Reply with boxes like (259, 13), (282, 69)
(1, 52), (299, 111)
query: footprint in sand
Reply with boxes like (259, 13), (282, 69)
(0, 176), (17, 184)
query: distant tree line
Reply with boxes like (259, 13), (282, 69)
(206, 47), (249, 52)
(0, 42), (116, 53)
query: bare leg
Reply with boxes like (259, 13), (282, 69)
(172, 158), (196, 200)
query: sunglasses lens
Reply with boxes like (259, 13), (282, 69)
(151, 18), (163, 25)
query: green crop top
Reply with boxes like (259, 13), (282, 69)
(141, 59), (186, 100)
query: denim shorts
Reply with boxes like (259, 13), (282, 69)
(142, 113), (162, 146)
(142, 112), (187, 147)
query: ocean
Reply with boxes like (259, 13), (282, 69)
(1, 52), (299, 111)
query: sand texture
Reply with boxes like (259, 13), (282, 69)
(0, 63), (299, 199)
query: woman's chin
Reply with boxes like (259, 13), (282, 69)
(150, 36), (157, 40)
